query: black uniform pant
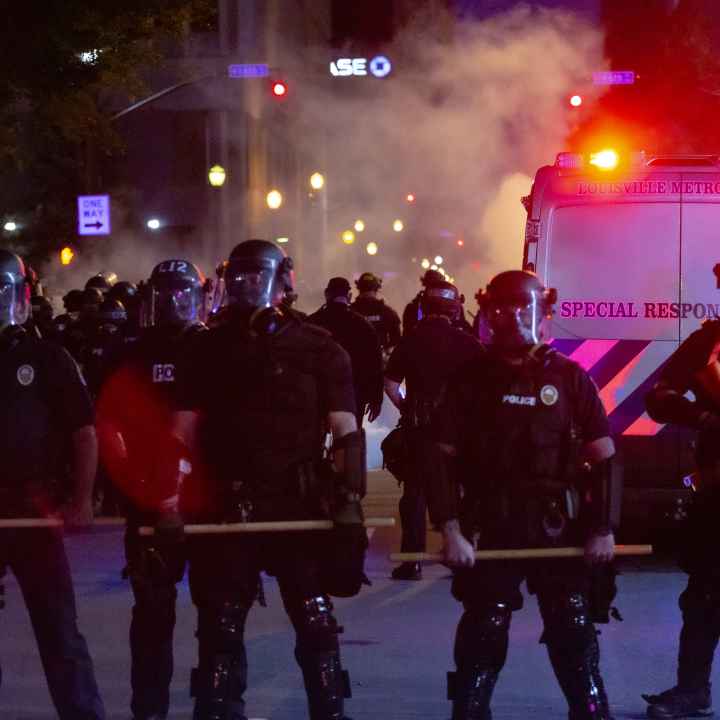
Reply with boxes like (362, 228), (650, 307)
(0, 528), (106, 720)
(124, 524), (186, 719)
(187, 530), (348, 720)
(398, 427), (437, 553)
(451, 557), (608, 719)
(673, 487), (720, 693)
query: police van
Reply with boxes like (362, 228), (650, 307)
(522, 150), (720, 541)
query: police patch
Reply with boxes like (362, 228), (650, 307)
(540, 384), (559, 406)
(17, 364), (35, 386)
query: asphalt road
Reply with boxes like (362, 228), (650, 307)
(0, 470), (702, 719)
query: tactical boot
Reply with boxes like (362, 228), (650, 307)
(297, 649), (349, 720)
(450, 667), (498, 720)
(390, 562), (422, 581)
(642, 686), (713, 718)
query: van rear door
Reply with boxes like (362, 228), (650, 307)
(679, 176), (720, 340)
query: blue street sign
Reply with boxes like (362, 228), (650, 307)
(228, 63), (269, 78)
(77, 195), (110, 236)
(593, 71), (635, 86)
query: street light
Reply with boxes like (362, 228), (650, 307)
(393, 219), (404, 233)
(276, 236), (289, 244)
(309, 172), (325, 191)
(208, 164), (227, 187)
(147, 218), (161, 230)
(421, 258), (430, 269)
(406, 193), (416, 203)
(569, 94), (583, 107)
(3, 221), (17, 232)
(366, 241), (378, 256)
(354, 219), (365, 233)
(266, 189), (283, 210)
(342, 230), (355, 245)
(434, 255), (443, 265)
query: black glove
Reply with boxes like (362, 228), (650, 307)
(322, 500), (369, 598)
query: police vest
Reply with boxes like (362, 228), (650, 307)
(203, 320), (333, 496)
(0, 333), (64, 498)
(462, 347), (578, 497)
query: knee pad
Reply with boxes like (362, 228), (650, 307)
(541, 592), (596, 650)
(198, 597), (251, 653)
(454, 601), (512, 670)
(293, 595), (341, 655)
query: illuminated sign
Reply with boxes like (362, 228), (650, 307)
(330, 55), (392, 78)
(560, 300), (720, 320)
(592, 70), (635, 85)
(228, 63), (269, 78)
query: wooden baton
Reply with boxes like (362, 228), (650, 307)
(0, 517), (126, 529)
(390, 544), (653, 562)
(138, 517), (395, 536)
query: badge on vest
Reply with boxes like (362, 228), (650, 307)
(17, 364), (35, 386)
(152, 363), (175, 383)
(540, 384), (559, 406)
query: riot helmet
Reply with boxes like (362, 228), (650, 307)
(420, 281), (462, 321)
(476, 270), (557, 350)
(143, 259), (208, 329)
(63, 289), (84, 314)
(420, 269), (443, 287)
(0, 250), (30, 330)
(108, 281), (139, 323)
(97, 297), (127, 325)
(222, 240), (293, 313)
(355, 272), (382, 293)
(85, 272), (116, 295)
(325, 277), (352, 303)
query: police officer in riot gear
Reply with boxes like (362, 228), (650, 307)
(350, 272), (401, 357)
(172, 239), (365, 720)
(108, 281), (141, 342)
(384, 281), (482, 580)
(309, 277), (384, 426)
(96, 259), (209, 720)
(0, 250), (106, 719)
(431, 270), (618, 720)
(402, 268), (443, 337)
(642, 266), (720, 718)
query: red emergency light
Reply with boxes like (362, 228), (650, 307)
(271, 80), (288, 98)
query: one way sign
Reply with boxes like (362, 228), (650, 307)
(77, 195), (111, 236)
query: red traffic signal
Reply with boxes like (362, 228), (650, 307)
(271, 80), (288, 98)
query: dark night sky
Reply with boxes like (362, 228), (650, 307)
(332, 0), (602, 45)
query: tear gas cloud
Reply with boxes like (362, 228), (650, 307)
(291, 3), (605, 312)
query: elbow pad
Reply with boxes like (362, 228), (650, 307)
(583, 457), (623, 534)
(646, 386), (704, 427)
(332, 430), (367, 499)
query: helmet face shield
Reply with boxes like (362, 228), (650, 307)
(144, 278), (204, 329)
(482, 292), (548, 349)
(225, 256), (282, 311)
(0, 273), (29, 329)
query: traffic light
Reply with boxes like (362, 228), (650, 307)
(271, 79), (288, 99)
(60, 246), (75, 266)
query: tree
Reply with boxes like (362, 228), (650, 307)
(0, 0), (215, 264)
